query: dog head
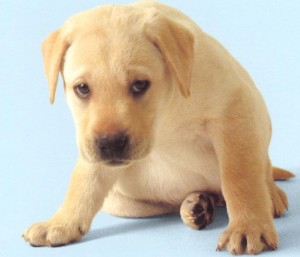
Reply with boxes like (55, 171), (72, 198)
(42, 4), (194, 167)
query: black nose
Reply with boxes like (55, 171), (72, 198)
(97, 133), (129, 160)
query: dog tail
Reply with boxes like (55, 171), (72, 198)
(272, 166), (295, 180)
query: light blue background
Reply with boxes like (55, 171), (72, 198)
(1, 1), (299, 257)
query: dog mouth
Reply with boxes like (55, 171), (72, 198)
(105, 159), (130, 167)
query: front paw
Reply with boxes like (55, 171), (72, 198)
(23, 219), (87, 247)
(216, 221), (279, 255)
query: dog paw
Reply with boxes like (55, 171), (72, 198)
(180, 192), (216, 230)
(23, 220), (87, 247)
(272, 185), (288, 217)
(216, 221), (279, 255)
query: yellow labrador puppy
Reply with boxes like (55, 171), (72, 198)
(23, 1), (294, 254)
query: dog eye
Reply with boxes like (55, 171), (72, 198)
(74, 83), (90, 98)
(130, 80), (150, 97)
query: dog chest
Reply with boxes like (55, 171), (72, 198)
(115, 138), (221, 206)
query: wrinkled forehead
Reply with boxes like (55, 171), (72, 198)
(62, 29), (165, 87)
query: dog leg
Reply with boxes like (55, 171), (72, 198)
(180, 192), (223, 230)
(103, 191), (179, 218)
(209, 119), (279, 255)
(23, 159), (114, 246)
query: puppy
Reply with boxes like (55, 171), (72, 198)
(23, 1), (294, 254)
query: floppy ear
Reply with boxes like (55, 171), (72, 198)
(144, 15), (194, 98)
(42, 29), (69, 104)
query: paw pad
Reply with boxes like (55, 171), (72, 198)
(180, 192), (216, 230)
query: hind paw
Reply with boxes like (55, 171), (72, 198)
(180, 192), (217, 230)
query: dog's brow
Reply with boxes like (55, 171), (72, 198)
(66, 67), (92, 86)
(126, 67), (150, 80)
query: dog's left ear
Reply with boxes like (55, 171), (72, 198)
(144, 15), (194, 98)
(42, 29), (69, 104)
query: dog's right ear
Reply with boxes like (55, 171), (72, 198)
(42, 29), (69, 104)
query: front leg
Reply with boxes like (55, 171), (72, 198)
(23, 159), (114, 246)
(209, 118), (278, 255)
